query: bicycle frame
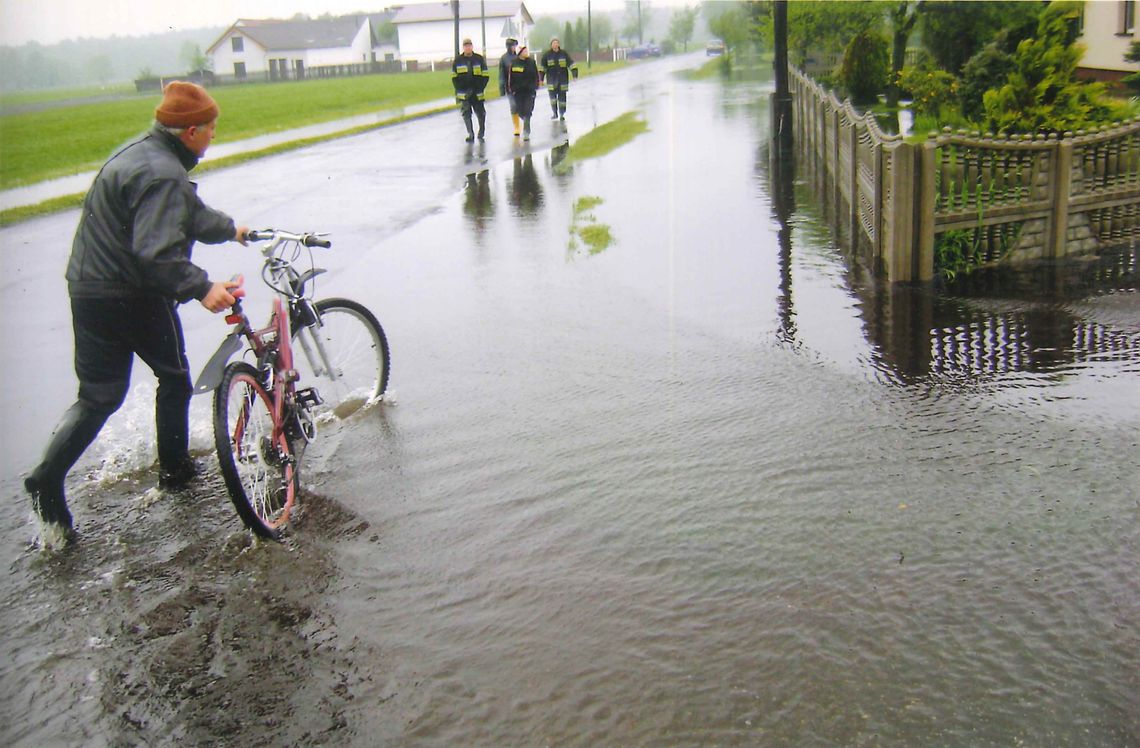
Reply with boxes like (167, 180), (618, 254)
(194, 230), (331, 397)
(228, 296), (296, 450)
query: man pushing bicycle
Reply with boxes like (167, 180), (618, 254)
(25, 81), (248, 548)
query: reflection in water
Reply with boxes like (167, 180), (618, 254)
(853, 247), (1140, 383)
(550, 140), (570, 171)
(764, 97), (799, 348)
(462, 169), (493, 234)
(787, 134), (1140, 385)
(507, 154), (544, 219)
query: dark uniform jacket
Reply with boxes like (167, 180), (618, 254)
(452, 52), (490, 101)
(540, 49), (578, 90)
(507, 56), (541, 95)
(66, 125), (235, 303)
(498, 50), (517, 95)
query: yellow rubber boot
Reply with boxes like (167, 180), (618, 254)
(512, 113), (520, 136)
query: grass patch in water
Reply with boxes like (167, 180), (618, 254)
(576, 223), (614, 254)
(568, 194), (613, 256)
(555, 111), (648, 174)
(574, 196), (604, 215)
(677, 58), (728, 80)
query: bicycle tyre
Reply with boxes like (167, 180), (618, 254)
(214, 362), (296, 539)
(293, 297), (390, 419)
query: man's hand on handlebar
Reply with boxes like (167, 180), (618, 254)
(200, 275), (245, 313)
(235, 225), (251, 245)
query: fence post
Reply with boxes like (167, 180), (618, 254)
(849, 116), (859, 246)
(1049, 136), (1073, 258)
(885, 142), (914, 282)
(873, 141), (883, 263)
(917, 136), (938, 281)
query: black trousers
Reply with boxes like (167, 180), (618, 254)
(460, 97), (486, 132)
(515, 89), (537, 118)
(30, 296), (194, 494)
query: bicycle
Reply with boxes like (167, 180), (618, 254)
(193, 228), (390, 539)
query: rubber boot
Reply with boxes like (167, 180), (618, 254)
(550, 99), (559, 119)
(523, 116), (531, 141)
(477, 112), (486, 141)
(559, 102), (566, 121)
(464, 116), (475, 143)
(512, 113), (520, 136)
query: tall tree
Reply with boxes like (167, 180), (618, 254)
(886, 2), (920, 107)
(531, 17), (562, 48)
(786, 1), (884, 67)
(919, 0), (1042, 75)
(669, 6), (698, 52)
(179, 41), (210, 73)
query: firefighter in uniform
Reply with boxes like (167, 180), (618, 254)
(452, 38), (489, 142)
(498, 37), (521, 136)
(508, 46), (541, 141)
(540, 38), (579, 120)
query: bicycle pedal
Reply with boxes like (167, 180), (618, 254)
(296, 387), (323, 407)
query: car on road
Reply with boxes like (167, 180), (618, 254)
(628, 43), (662, 60)
(706, 38), (726, 56)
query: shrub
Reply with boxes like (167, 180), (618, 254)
(898, 66), (959, 118)
(839, 29), (889, 104)
(983, 1), (1116, 134)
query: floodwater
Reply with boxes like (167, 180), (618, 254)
(1, 55), (1138, 746)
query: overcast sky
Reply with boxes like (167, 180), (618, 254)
(0, 0), (695, 46)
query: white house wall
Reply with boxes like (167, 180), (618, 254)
(1080, 1), (1138, 73)
(397, 15), (529, 61)
(208, 22), (373, 76)
(211, 32), (269, 75)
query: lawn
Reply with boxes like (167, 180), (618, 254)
(0, 61), (628, 192)
(0, 72), (457, 190)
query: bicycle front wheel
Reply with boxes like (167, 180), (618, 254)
(214, 362), (296, 539)
(293, 298), (390, 419)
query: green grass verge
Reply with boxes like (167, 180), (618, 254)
(555, 111), (649, 174)
(0, 71), (459, 190)
(0, 104), (453, 228)
(1, 61), (631, 227)
(678, 57), (729, 80)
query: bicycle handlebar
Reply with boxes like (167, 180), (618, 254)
(246, 229), (332, 248)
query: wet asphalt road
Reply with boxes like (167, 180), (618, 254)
(2, 52), (1138, 747)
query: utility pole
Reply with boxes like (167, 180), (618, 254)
(452, 0), (460, 60)
(588, 0), (593, 68)
(638, 0), (643, 45)
(480, 0), (487, 58)
(772, 0), (792, 148)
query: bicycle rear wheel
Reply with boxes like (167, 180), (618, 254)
(293, 298), (390, 420)
(214, 362), (296, 539)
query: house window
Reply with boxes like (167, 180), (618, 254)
(1123, 0), (1136, 34)
(234, 61), (246, 79)
(232, 36), (244, 53)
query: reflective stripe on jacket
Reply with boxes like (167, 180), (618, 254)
(540, 49), (577, 90)
(452, 53), (490, 101)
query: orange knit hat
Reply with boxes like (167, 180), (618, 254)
(155, 81), (219, 128)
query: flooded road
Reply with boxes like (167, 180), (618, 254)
(2, 55), (1138, 746)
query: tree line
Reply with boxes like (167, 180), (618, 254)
(709, 0), (1138, 136)
(0, 27), (225, 93)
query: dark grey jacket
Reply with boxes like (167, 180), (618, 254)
(66, 125), (235, 303)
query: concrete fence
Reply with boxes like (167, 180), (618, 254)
(790, 67), (1140, 282)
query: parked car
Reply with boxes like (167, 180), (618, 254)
(706, 38), (726, 57)
(628, 44), (662, 60)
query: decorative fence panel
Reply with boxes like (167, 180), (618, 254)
(789, 67), (1140, 282)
